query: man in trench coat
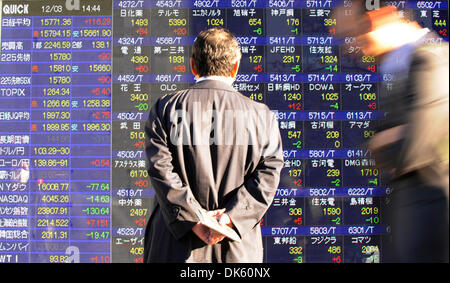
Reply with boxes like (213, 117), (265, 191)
(143, 27), (284, 263)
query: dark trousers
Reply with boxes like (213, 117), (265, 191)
(383, 171), (449, 262)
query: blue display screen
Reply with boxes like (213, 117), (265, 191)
(0, 0), (447, 263)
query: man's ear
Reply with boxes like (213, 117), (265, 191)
(231, 60), (240, 78)
(190, 57), (199, 78)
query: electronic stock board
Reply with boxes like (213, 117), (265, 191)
(0, 0), (448, 263)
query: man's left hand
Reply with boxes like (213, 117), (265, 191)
(205, 209), (234, 244)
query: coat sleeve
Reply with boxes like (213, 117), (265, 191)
(144, 97), (201, 240)
(397, 45), (449, 175)
(225, 108), (284, 238)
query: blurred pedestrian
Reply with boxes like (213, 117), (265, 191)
(335, 0), (449, 262)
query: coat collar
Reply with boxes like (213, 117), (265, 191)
(190, 78), (237, 93)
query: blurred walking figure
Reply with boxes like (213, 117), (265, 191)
(335, 0), (449, 262)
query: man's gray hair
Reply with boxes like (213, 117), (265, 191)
(191, 27), (242, 77)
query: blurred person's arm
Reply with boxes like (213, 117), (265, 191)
(397, 45), (449, 175)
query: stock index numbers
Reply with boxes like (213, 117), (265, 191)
(0, 0), (447, 263)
